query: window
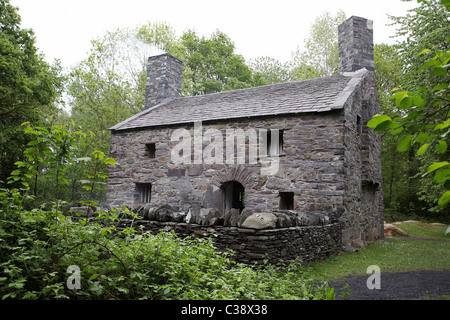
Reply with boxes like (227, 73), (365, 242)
(136, 183), (152, 204)
(356, 115), (362, 135)
(146, 143), (156, 158)
(279, 192), (294, 210)
(221, 181), (245, 213)
(266, 129), (283, 156)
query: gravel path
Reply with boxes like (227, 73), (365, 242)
(329, 270), (450, 300)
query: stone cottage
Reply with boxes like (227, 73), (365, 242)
(107, 16), (384, 256)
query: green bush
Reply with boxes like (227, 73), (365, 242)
(0, 188), (334, 300)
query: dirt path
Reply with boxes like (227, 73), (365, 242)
(330, 270), (450, 300)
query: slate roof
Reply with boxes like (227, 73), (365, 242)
(110, 68), (368, 131)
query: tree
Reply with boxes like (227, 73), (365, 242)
(368, 0), (450, 218)
(388, 0), (450, 91)
(248, 56), (293, 85)
(0, 0), (63, 187)
(373, 43), (426, 220)
(291, 10), (347, 80)
(68, 28), (157, 154)
(138, 27), (266, 96)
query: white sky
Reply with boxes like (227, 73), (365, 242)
(10, 0), (418, 70)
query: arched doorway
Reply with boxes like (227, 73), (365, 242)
(221, 181), (245, 213)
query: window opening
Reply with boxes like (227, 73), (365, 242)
(266, 130), (283, 156)
(146, 143), (156, 158)
(221, 181), (245, 213)
(279, 192), (294, 210)
(136, 183), (152, 203)
(357, 115), (362, 135)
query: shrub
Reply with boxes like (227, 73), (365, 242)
(0, 189), (334, 300)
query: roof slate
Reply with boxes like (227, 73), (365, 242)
(110, 68), (367, 131)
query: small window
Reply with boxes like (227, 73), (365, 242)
(267, 130), (283, 156)
(279, 192), (294, 210)
(146, 143), (156, 158)
(357, 115), (362, 135)
(136, 183), (152, 204)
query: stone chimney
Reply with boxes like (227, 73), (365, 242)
(145, 53), (182, 109)
(338, 16), (374, 74)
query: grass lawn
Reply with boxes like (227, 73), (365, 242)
(307, 221), (450, 281)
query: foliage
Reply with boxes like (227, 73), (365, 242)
(369, 0), (450, 218)
(0, 0), (64, 186)
(388, 0), (450, 91)
(6, 119), (87, 211)
(0, 190), (334, 300)
(138, 26), (266, 96)
(76, 150), (116, 206)
(248, 56), (293, 85)
(368, 43), (450, 209)
(0, 114), (332, 300)
(290, 10), (347, 79)
(373, 43), (427, 220)
(68, 28), (153, 155)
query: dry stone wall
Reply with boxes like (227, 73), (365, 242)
(115, 217), (341, 265)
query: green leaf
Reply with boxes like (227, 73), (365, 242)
(374, 120), (394, 132)
(391, 91), (409, 107)
(367, 115), (392, 128)
(432, 66), (447, 76)
(390, 124), (404, 135)
(427, 162), (450, 173)
(397, 135), (414, 152)
(433, 168), (450, 183)
(104, 158), (116, 166)
(417, 143), (430, 155)
(418, 59), (438, 72)
(399, 96), (413, 109)
(438, 191), (450, 207)
(436, 140), (448, 154)
(89, 274), (100, 281)
(432, 83), (449, 92)
(14, 161), (26, 168)
(434, 121), (450, 130)
(414, 132), (429, 144)
(117, 287), (129, 294)
(417, 48), (431, 56)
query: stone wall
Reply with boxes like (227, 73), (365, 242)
(113, 217), (342, 265)
(107, 111), (346, 220)
(341, 69), (384, 247)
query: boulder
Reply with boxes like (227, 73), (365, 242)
(384, 223), (408, 237)
(241, 212), (277, 229)
(186, 207), (201, 224)
(236, 208), (254, 227)
(295, 212), (310, 226)
(273, 210), (297, 228)
(170, 210), (187, 223)
(224, 208), (240, 227)
(199, 208), (223, 226)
